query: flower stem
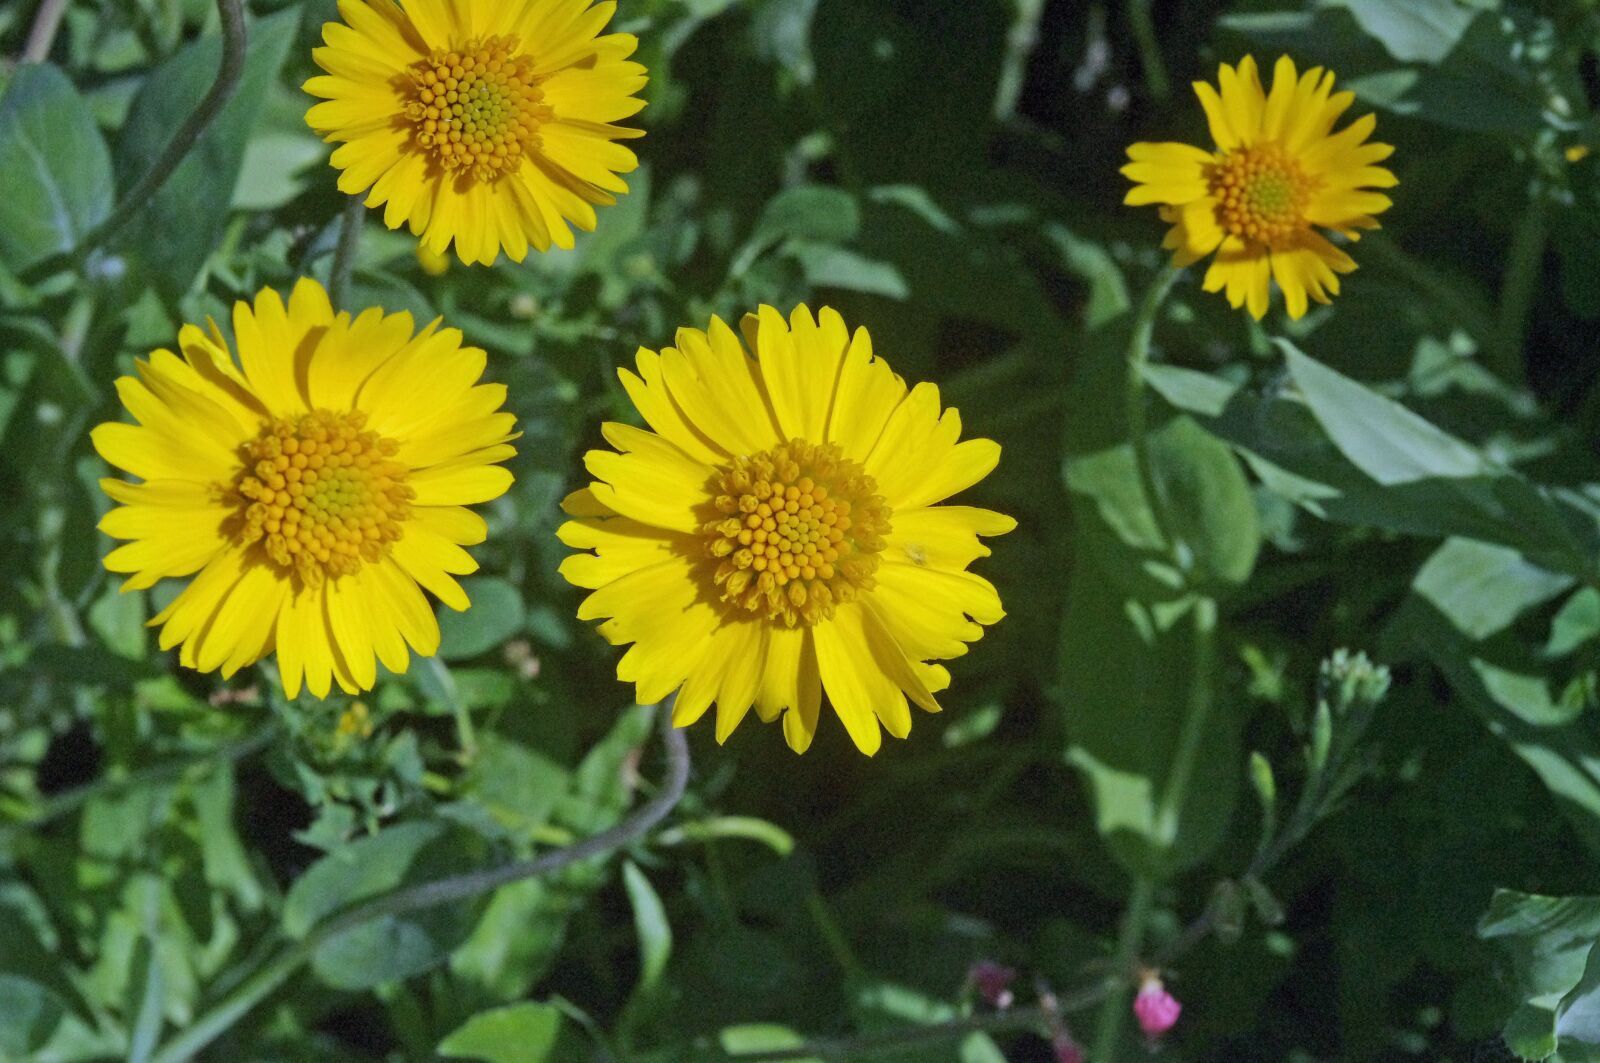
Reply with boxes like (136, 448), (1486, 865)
(71, 0), (248, 266)
(327, 193), (365, 311)
(1488, 192), (1546, 386)
(1156, 595), (1218, 845)
(1125, 265), (1181, 559)
(21, 0), (70, 63)
(149, 708), (691, 1063)
(1088, 874), (1157, 1061)
(1126, 0), (1170, 100)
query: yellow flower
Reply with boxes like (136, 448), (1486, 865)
(1121, 55), (1397, 320)
(559, 305), (1014, 755)
(305, 0), (647, 267)
(92, 278), (517, 699)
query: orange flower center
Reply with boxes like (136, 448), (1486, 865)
(231, 410), (412, 587)
(701, 440), (892, 627)
(403, 35), (551, 182)
(1208, 144), (1316, 244)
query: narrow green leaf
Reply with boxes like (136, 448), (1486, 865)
(622, 860), (672, 998)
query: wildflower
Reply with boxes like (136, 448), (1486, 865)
(559, 305), (1013, 754)
(93, 278), (517, 698)
(305, 0), (647, 266)
(969, 961), (1017, 1009)
(1122, 55), (1396, 319)
(1133, 973), (1182, 1039)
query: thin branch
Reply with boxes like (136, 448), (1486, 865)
(71, 0), (248, 263)
(0, 723), (280, 844)
(21, 0), (70, 63)
(327, 193), (364, 310)
(149, 708), (691, 1063)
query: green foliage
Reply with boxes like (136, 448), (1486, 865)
(3, 0), (1600, 1060)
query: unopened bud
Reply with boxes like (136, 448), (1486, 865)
(1133, 973), (1182, 1038)
(968, 961), (1016, 1009)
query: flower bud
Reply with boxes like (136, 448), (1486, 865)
(1133, 973), (1182, 1038)
(968, 961), (1016, 1009)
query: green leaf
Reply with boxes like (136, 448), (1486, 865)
(658, 815), (797, 857)
(1480, 891), (1600, 1060)
(622, 860), (672, 1002)
(755, 185), (860, 246)
(0, 974), (65, 1057)
(112, 8), (299, 299)
(1549, 589), (1600, 658)
(1326, 0), (1476, 64)
(720, 1024), (822, 1061)
(439, 576), (526, 660)
(0, 63), (113, 269)
(283, 821), (446, 938)
(439, 1002), (565, 1062)
(1412, 538), (1573, 642)
(792, 242), (910, 299)
(1283, 343), (1488, 485)
(1146, 416), (1261, 588)
(1559, 946), (1600, 1049)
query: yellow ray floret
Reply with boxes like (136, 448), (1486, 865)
(559, 305), (1015, 755)
(92, 278), (518, 699)
(1121, 54), (1397, 320)
(304, 0), (647, 267)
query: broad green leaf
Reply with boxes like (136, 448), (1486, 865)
(1148, 358), (1592, 577)
(1480, 891), (1600, 1060)
(1283, 344), (1487, 485)
(1327, 0), (1476, 63)
(283, 821), (445, 937)
(1146, 416), (1261, 588)
(439, 1002), (565, 1062)
(0, 63), (113, 269)
(1559, 946), (1600, 1050)
(1412, 538), (1573, 642)
(756, 185), (859, 245)
(439, 577), (526, 660)
(0, 974), (64, 1057)
(112, 8), (299, 299)
(1549, 589), (1600, 658)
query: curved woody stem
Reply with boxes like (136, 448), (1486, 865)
(150, 708), (691, 1063)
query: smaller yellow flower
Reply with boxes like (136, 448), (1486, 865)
(1122, 55), (1397, 320)
(305, 0), (647, 267)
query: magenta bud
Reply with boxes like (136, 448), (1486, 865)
(1052, 1033), (1086, 1063)
(1133, 975), (1182, 1038)
(968, 961), (1016, 1009)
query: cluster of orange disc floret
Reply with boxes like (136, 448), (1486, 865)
(1207, 144), (1316, 245)
(232, 410), (412, 587)
(404, 35), (551, 182)
(702, 440), (892, 627)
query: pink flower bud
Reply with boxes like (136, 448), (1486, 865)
(968, 961), (1016, 1009)
(1133, 975), (1182, 1038)
(1052, 1033), (1085, 1063)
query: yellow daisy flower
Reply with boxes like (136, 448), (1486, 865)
(305, 0), (647, 266)
(1121, 55), (1397, 319)
(92, 278), (517, 699)
(559, 305), (1014, 755)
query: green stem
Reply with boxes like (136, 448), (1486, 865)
(1127, 0), (1170, 100)
(21, 0), (70, 63)
(149, 710), (690, 1063)
(327, 193), (365, 311)
(1488, 193), (1546, 386)
(1126, 266), (1181, 560)
(1, 723), (279, 840)
(69, 0), (248, 265)
(1089, 874), (1158, 1061)
(1155, 596), (1218, 845)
